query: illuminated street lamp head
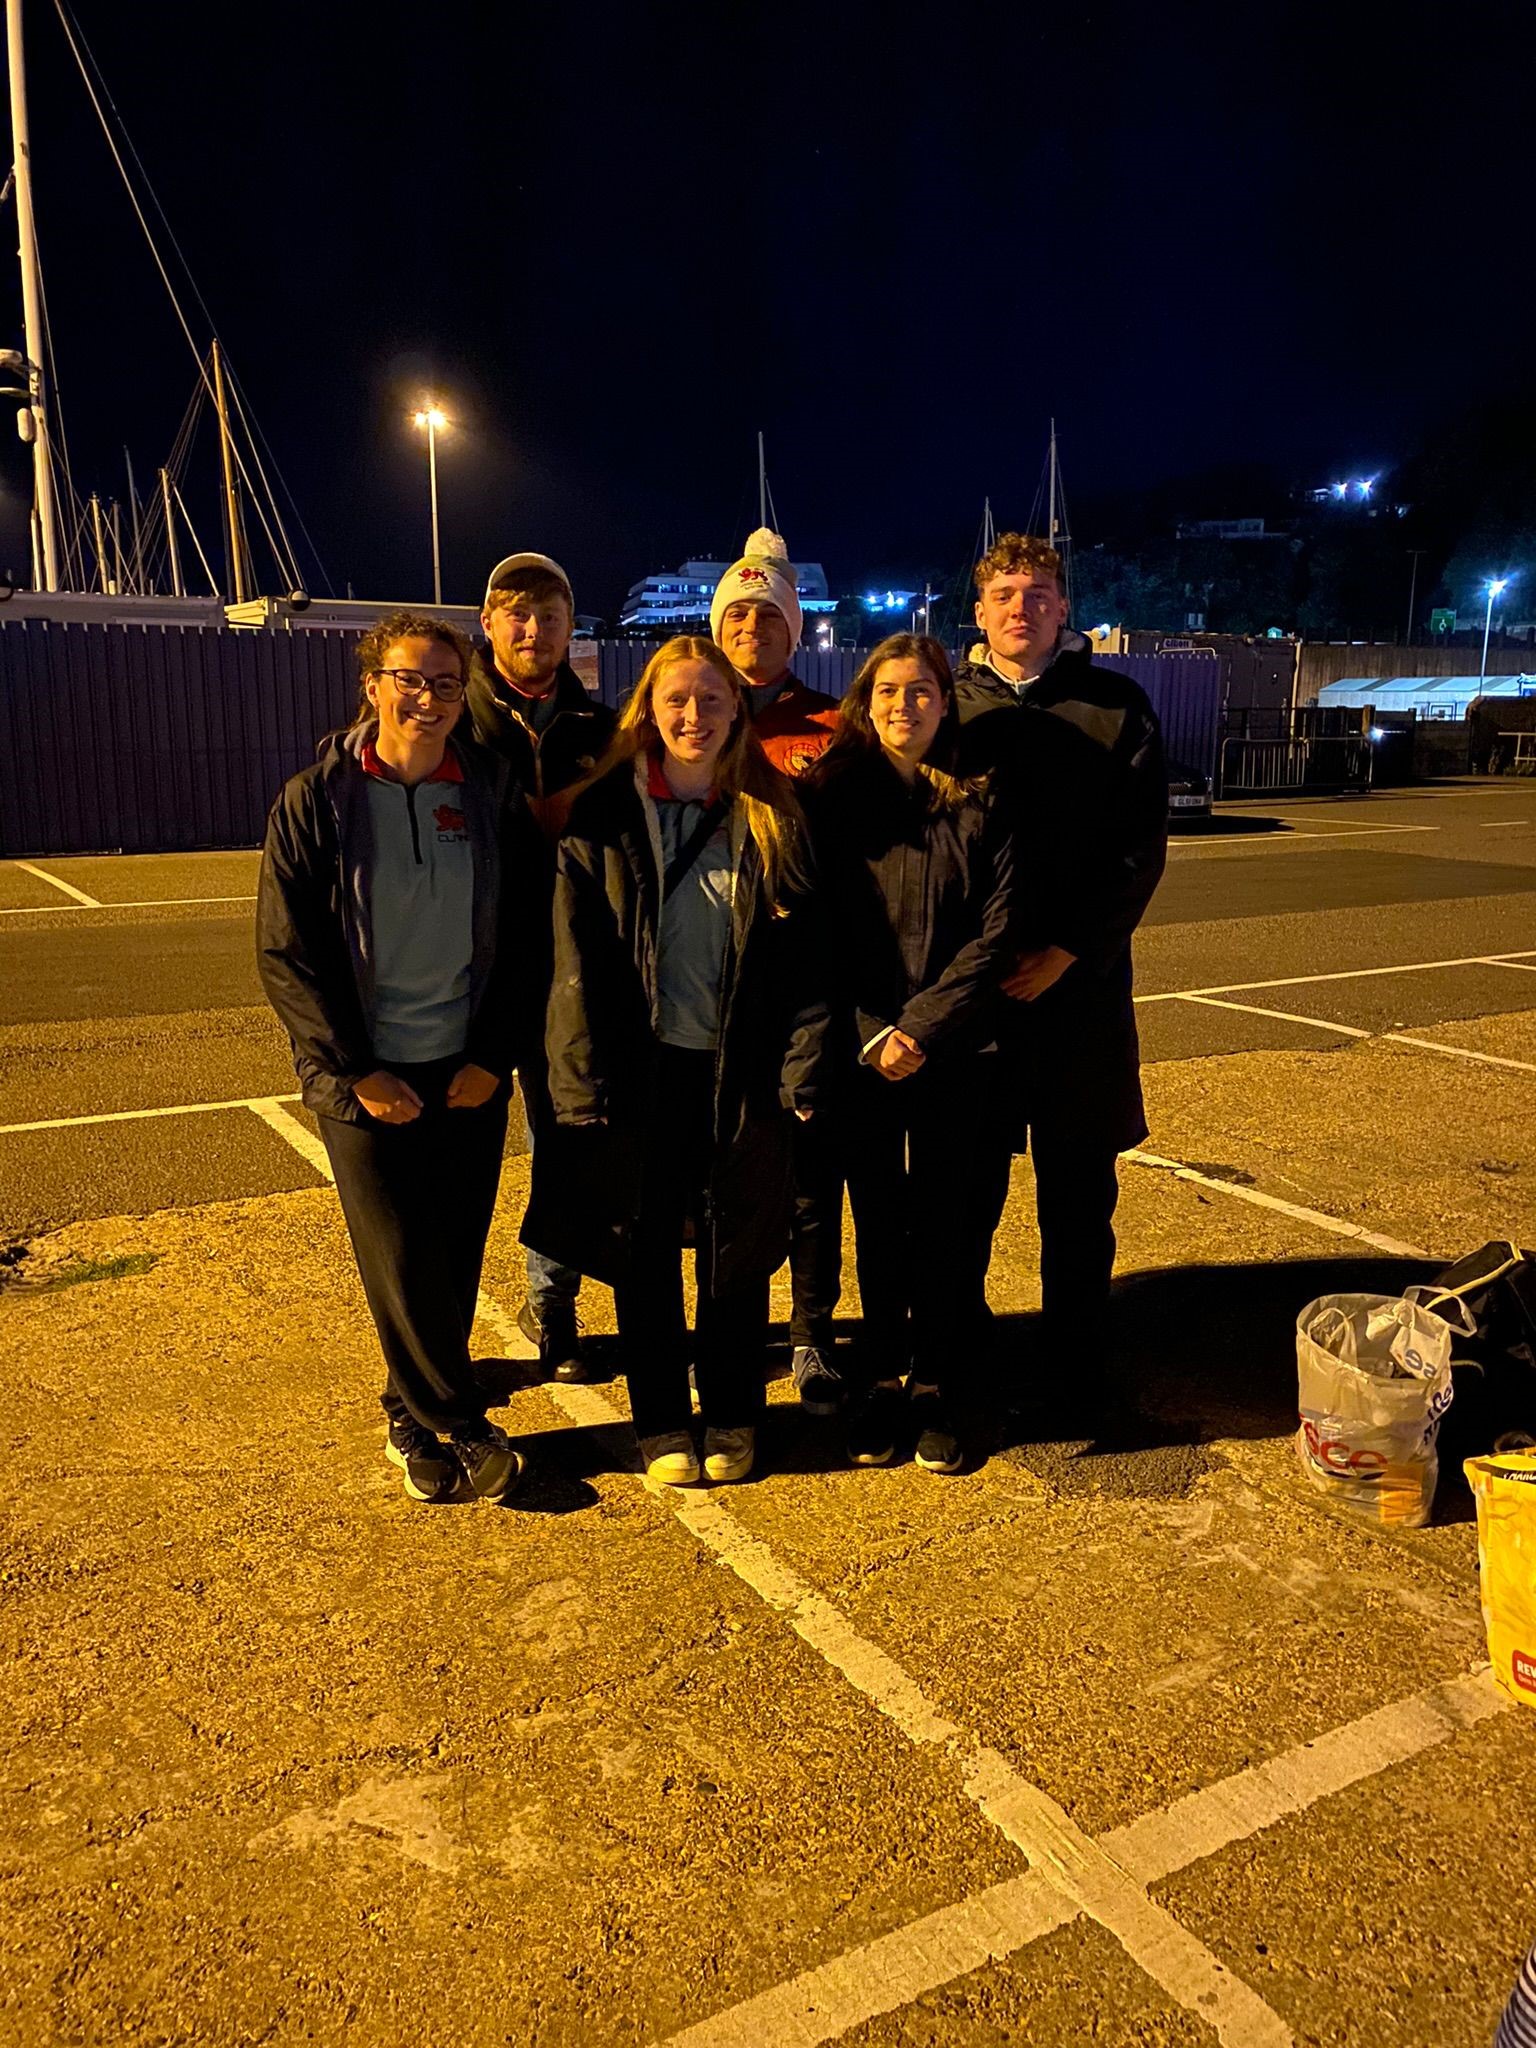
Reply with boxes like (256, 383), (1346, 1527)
(1487, 576), (1511, 597)
(413, 407), (448, 431)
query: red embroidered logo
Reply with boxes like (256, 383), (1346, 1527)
(433, 804), (467, 838)
(737, 565), (771, 589)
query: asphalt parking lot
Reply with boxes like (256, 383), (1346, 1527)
(2, 778), (1535, 2046)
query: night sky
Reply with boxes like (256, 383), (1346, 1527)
(1, 0), (1531, 621)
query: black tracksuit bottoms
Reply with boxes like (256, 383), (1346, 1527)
(616, 1044), (768, 1441)
(843, 1055), (1014, 1398)
(788, 1110), (844, 1349)
(1027, 1122), (1122, 1360)
(318, 1056), (508, 1437)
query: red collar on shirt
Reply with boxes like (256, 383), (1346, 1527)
(646, 747), (717, 803)
(360, 740), (465, 785)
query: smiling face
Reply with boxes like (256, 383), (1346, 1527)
(651, 657), (739, 773)
(364, 635), (465, 754)
(482, 586), (573, 696)
(869, 655), (945, 766)
(974, 566), (1069, 674)
(717, 598), (793, 687)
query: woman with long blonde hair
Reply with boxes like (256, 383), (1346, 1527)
(523, 637), (824, 1485)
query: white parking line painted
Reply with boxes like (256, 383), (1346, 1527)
(10, 859), (101, 907)
(244, 1097), (334, 1177)
(0, 1092), (300, 1137)
(1122, 1151), (1432, 1258)
(227, 1089), (1511, 2048)
(1479, 956), (1536, 972)
(1175, 994), (1372, 1038)
(1137, 950), (1536, 1004)
(0, 894), (256, 916)
(662, 1669), (1505, 2048)
(1481, 820), (1531, 828)
(1163, 992), (1535, 1082)
(1167, 825), (1439, 850)
(1385, 1036), (1536, 1076)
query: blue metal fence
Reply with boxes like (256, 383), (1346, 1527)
(0, 619), (1226, 857)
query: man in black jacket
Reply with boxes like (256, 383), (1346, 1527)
(953, 533), (1167, 1431)
(466, 552), (618, 1380)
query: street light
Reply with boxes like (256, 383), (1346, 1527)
(412, 405), (448, 604)
(1481, 575), (1512, 687)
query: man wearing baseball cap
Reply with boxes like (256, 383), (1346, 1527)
(711, 529), (844, 1414)
(467, 551), (617, 1381)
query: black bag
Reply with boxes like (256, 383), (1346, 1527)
(1428, 1242), (1536, 1470)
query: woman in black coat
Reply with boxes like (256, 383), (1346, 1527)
(805, 633), (1018, 1475)
(523, 636), (822, 1487)
(257, 611), (542, 1507)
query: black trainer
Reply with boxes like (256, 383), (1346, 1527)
(792, 1343), (845, 1416)
(517, 1296), (586, 1383)
(847, 1383), (904, 1467)
(909, 1388), (963, 1475)
(450, 1422), (526, 1502)
(384, 1421), (462, 1504)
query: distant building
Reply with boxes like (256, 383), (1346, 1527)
(1174, 518), (1279, 541)
(619, 556), (836, 635)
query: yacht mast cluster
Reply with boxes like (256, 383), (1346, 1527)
(3, 0), (320, 600)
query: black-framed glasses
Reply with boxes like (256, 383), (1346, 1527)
(372, 667), (465, 703)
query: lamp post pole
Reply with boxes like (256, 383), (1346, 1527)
(413, 405), (447, 605)
(1481, 578), (1509, 689)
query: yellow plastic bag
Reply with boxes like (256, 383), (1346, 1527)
(1465, 1451), (1536, 1705)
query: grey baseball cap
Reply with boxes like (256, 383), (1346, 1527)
(482, 552), (574, 610)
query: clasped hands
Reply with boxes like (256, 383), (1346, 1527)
(352, 1062), (499, 1123)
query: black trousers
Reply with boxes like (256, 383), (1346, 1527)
(319, 1057), (508, 1436)
(788, 1110), (844, 1349)
(842, 1058), (1014, 1398)
(616, 1045), (768, 1440)
(1028, 1122), (1122, 1361)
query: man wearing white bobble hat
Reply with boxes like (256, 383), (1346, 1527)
(711, 528), (841, 778)
(712, 528), (844, 1411)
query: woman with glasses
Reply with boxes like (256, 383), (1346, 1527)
(804, 633), (1019, 1476)
(258, 611), (542, 1506)
(523, 636), (823, 1487)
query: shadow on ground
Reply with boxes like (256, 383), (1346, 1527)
(473, 1254), (1488, 1516)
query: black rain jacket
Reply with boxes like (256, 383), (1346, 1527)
(520, 755), (826, 1292)
(465, 652), (617, 839)
(256, 726), (544, 1123)
(802, 747), (1017, 1076)
(953, 636), (1168, 1151)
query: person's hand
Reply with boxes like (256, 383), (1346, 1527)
(446, 1062), (500, 1110)
(874, 1029), (926, 1081)
(352, 1069), (424, 1123)
(1002, 945), (1076, 1002)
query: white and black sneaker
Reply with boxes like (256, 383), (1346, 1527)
(385, 1421), (462, 1504)
(792, 1344), (845, 1416)
(450, 1421), (526, 1501)
(909, 1388), (964, 1475)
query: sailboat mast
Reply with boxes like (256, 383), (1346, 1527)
(1047, 418), (1059, 550)
(757, 430), (766, 530)
(6, 0), (62, 589)
(983, 495), (995, 552)
(211, 338), (247, 602)
(159, 467), (184, 597)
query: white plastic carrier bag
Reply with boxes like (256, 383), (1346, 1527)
(1294, 1289), (1471, 1527)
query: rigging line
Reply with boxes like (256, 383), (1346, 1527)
(223, 367), (306, 591)
(226, 363), (334, 596)
(50, 0), (298, 583)
(171, 482), (219, 596)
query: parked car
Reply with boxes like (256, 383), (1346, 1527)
(1167, 759), (1213, 822)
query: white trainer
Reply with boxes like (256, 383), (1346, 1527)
(703, 1426), (755, 1484)
(641, 1431), (700, 1486)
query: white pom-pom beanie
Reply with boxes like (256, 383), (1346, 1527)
(709, 528), (803, 652)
